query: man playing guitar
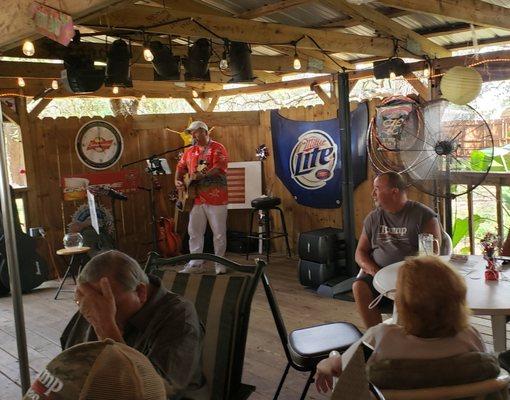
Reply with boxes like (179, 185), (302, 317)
(175, 121), (229, 274)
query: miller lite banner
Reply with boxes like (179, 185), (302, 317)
(271, 102), (368, 208)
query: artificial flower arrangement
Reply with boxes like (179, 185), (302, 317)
(480, 232), (500, 281)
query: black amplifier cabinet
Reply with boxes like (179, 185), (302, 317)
(298, 259), (346, 288)
(298, 228), (345, 264)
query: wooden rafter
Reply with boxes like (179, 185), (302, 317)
(376, 0), (510, 31)
(202, 74), (333, 98)
(186, 98), (205, 112)
(403, 72), (430, 101)
(235, 0), (315, 19)
(321, 0), (451, 58)
(95, 5), (396, 57)
(1, 102), (20, 125)
(28, 98), (52, 119)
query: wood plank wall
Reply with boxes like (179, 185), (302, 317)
(26, 104), (431, 272)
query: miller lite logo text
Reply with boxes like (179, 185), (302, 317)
(289, 130), (337, 189)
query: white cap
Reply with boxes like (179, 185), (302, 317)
(184, 120), (209, 132)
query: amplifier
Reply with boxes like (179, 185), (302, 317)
(298, 227), (345, 263)
(298, 259), (346, 288)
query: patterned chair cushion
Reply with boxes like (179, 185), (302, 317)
(155, 269), (253, 400)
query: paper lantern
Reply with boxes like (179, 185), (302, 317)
(440, 66), (482, 105)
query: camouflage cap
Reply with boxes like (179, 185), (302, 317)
(23, 339), (166, 400)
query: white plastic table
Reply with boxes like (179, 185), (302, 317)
(373, 255), (510, 352)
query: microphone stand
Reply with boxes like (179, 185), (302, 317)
(122, 144), (192, 253)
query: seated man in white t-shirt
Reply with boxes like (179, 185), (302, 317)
(354, 172), (441, 328)
(315, 256), (486, 394)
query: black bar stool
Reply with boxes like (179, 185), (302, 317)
(246, 196), (291, 261)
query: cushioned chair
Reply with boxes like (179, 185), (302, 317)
(368, 352), (508, 400)
(379, 374), (510, 400)
(261, 272), (362, 400)
(145, 253), (265, 400)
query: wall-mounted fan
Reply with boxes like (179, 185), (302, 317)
(368, 97), (494, 199)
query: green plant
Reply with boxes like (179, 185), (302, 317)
(452, 214), (484, 248)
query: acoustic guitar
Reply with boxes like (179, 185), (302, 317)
(176, 161), (208, 213)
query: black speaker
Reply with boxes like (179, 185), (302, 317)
(298, 259), (346, 288)
(298, 227), (345, 264)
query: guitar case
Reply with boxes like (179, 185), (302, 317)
(0, 188), (49, 294)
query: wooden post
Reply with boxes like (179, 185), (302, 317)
(467, 186), (475, 254)
(496, 184), (504, 242)
(15, 97), (38, 228)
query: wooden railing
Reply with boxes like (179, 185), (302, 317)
(449, 172), (510, 254)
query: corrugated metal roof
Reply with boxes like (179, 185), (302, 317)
(165, 0), (510, 62)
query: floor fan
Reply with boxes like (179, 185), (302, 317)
(368, 98), (494, 201)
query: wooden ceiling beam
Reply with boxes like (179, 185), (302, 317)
(94, 4), (396, 57)
(318, 9), (407, 29)
(321, 0), (451, 58)
(375, 0), (510, 31)
(234, 0), (315, 19)
(202, 74), (333, 98)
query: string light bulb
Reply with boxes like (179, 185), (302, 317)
(51, 80), (59, 90)
(219, 51), (228, 70)
(192, 90), (198, 98)
(17, 77), (25, 87)
(389, 71), (396, 81)
(293, 44), (301, 70)
(143, 47), (154, 62)
(423, 66), (430, 78)
(112, 86), (119, 94)
(141, 94), (146, 101)
(22, 40), (35, 56)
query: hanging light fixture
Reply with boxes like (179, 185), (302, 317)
(219, 40), (229, 71)
(227, 41), (254, 83)
(183, 38), (212, 81)
(143, 46), (154, 62)
(293, 43), (301, 70)
(373, 57), (409, 80)
(22, 40), (35, 56)
(105, 38), (132, 87)
(17, 77), (25, 87)
(149, 40), (180, 80)
(61, 31), (105, 93)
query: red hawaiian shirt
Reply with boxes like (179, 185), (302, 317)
(176, 140), (228, 205)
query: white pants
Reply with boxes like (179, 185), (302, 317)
(188, 204), (228, 265)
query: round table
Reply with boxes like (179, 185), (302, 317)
(373, 255), (510, 352)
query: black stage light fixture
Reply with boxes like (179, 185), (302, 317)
(61, 32), (105, 93)
(373, 57), (409, 80)
(183, 38), (212, 81)
(105, 38), (132, 87)
(149, 41), (181, 80)
(227, 41), (255, 83)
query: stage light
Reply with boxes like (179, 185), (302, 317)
(112, 86), (119, 94)
(149, 40), (180, 80)
(183, 38), (212, 81)
(22, 40), (35, 56)
(51, 80), (59, 90)
(373, 57), (409, 80)
(17, 77), (25, 87)
(61, 32), (105, 93)
(143, 47), (154, 62)
(227, 41), (254, 83)
(105, 39), (132, 87)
